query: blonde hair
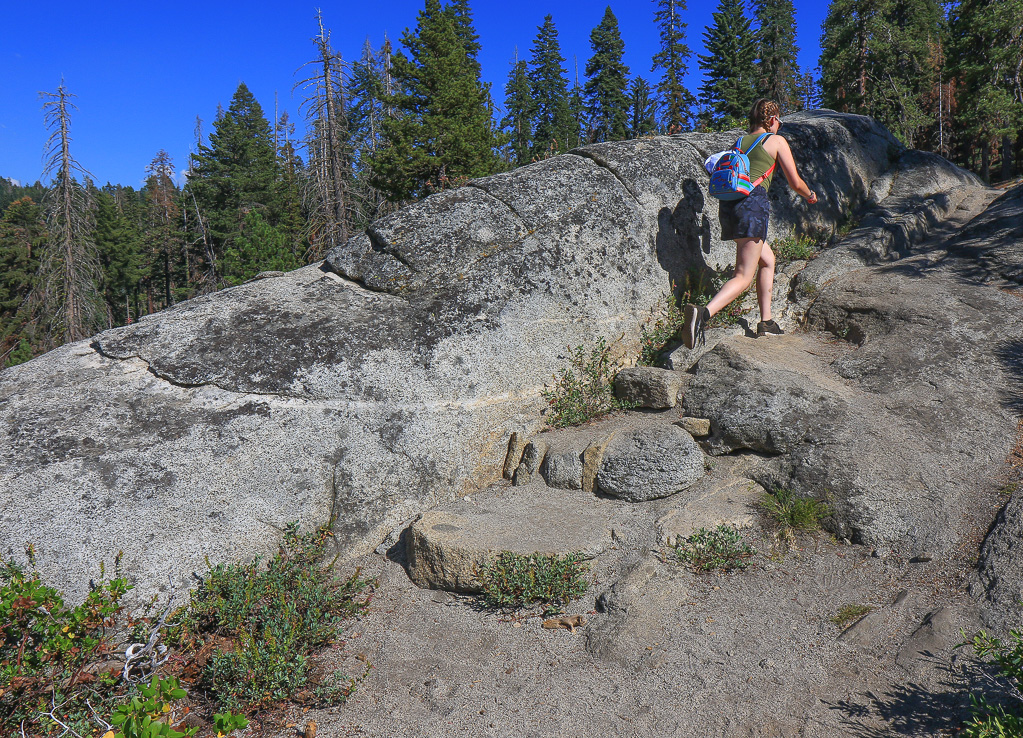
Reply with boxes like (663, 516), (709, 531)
(748, 98), (781, 132)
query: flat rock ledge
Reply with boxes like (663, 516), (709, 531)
(405, 484), (613, 593)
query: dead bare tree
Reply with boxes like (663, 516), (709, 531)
(36, 82), (101, 345)
(296, 9), (357, 260)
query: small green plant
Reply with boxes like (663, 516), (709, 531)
(773, 234), (821, 265)
(639, 291), (689, 366)
(834, 217), (859, 241)
(108, 675), (193, 738)
(798, 280), (818, 298)
(760, 488), (832, 541)
(170, 524), (372, 709)
(669, 525), (755, 572)
(830, 604), (873, 628)
(1000, 482), (1019, 496)
(478, 552), (589, 614)
(541, 336), (634, 427)
(956, 629), (1023, 736)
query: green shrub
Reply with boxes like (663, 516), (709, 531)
(958, 629), (1023, 736)
(760, 488), (832, 538)
(830, 604), (873, 628)
(171, 524), (372, 709)
(1, 551), (130, 735)
(669, 525), (755, 572)
(541, 336), (634, 428)
(478, 552), (589, 614)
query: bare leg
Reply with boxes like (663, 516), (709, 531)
(706, 238), (765, 317)
(757, 242), (776, 322)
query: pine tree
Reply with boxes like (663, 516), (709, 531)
(948, 0), (1023, 180)
(820, 0), (943, 146)
(502, 55), (534, 166)
(222, 211), (300, 286)
(93, 188), (143, 326)
(584, 7), (632, 143)
(698, 0), (759, 129)
(371, 0), (499, 202)
(142, 151), (183, 309)
(187, 82), (284, 275)
(630, 77), (660, 137)
(36, 82), (102, 344)
(346, 39), (392, 226)
(0, 197), (45, 366)
(527, 15), (574, 158)
(651, 0), (696, 132)
(755, 0), (801, 111)
(567, 60), (588, 149)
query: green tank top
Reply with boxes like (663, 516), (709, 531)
(739, 133), (777, 190)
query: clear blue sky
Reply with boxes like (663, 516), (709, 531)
(0, 0), (828, 189)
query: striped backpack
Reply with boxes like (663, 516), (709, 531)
(708, 132), (775, 201)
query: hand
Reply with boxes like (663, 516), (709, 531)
(806, 190), (818, 204)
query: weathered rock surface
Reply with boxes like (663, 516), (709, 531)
(405, 484), (613, 593)
(0, 111), (1002, 610)
(595, 424), (705, 502)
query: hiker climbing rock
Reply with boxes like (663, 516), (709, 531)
(683, 98), (818, 349)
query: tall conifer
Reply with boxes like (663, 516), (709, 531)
(948, 0), (1023, 180)
(527, 15), (574, 158)
(372, 0), (499, 202)
(187, 82), (284, 274)
(584, 7), (632, 143)
(651, 0), (696, 132)
(820, 0), (943, 146)
(755, 0), (801, 111)
(502, 56), (534, 166)
(630, 77), (660, 137)
(698, 0), (759, 129)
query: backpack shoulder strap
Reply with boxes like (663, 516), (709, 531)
(743, 132), (772, 155)
(733, 137), (745, 151)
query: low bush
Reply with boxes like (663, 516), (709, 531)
(2, 527), (360, 735)
(1, 550), (130, 736)
(957, 629), (1023, 736)
(541, 336), (634, 427)
(478, 552), (589, 614)
(170, 523), (372, 709)
(668, 525), (755, 573)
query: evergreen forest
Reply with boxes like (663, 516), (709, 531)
(1, 0), (1021, 368)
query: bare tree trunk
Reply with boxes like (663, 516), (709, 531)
(37, 82), (100, 345)
(297, 11), (355, 259)
(1001, 135), (1013, 182)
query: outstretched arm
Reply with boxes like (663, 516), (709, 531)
(774, 137), (817, 203)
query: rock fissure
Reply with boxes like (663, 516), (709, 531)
(568, 149), (645, 209)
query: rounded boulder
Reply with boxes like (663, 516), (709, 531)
(595, 424), (704, 502)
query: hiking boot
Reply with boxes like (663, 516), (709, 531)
(756, 319), (784, 337)
(682, 305), (710, 349)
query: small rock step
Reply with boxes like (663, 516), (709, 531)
(405, 484), (613, 593)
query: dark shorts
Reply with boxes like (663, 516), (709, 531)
(719, 185), (770, 241)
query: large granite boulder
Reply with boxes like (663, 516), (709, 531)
(0, 112), (975, 602)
